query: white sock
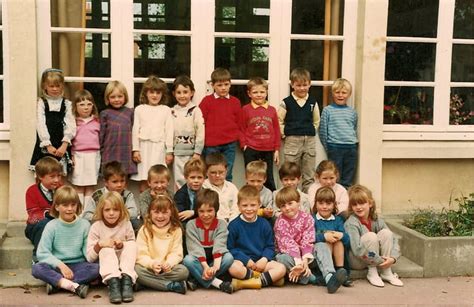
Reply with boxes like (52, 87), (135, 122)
(210, 278), (223, 289)
(59, 278), (79, 292)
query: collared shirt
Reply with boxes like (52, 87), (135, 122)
(239, 214), (257, 223)
(250, 101), (269, 109)
(315, 213), (336, 221)
(39, 183), (53, 202)
(187, 186), (196, 210)
(277, 93), (320, 136)
(291, 93), (309, 107)
(213, 93), (230, 99)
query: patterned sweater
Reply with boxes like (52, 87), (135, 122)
(186, 218), (229, 262)
(25, 184), (53, 224)
(171, 103), (205, 156)
(83, 187), (138, 221)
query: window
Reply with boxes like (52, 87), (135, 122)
(384, 0), (473, 137)
(0, 0), (5, 127)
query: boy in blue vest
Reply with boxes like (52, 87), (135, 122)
(278, 68), (320, 192)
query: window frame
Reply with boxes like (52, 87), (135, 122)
(0, 0), (10, 138)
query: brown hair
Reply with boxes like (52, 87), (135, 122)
(102, 161), (126, 181)
(140, 75), (168, 105)
(172, 75), (195, 92)
(72, 89), (99, 119)
(49, 185), (82, 218)
(35, 156), (62, 178)
(247, 77), (268, 91)
(184, 158), (206, 177)
(275, 186), (300, 209)
(148, 164), (171, 182)
(104, 80), (129, 106)
(278, 161), (301, 180)
(143, 194), (182, 238)
(245, 160), (267, 178)
(313, 186), (337, 214)
(348, 184), (377, 220)
(40, 68), (64, 98)
(205, 152), (227, 168)
(237, 185), (261, 205)
(195, 188), (220, 216)
(93, 191), (130, 223)
(315, 160), (339, 179)
(290, 67), (311, 83)
(211, 68), (231, 83)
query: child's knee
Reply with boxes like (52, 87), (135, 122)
(377, 228), (393, 241)
(360, 232), (378, 245)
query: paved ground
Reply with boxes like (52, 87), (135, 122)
(1, 276), (473, 306)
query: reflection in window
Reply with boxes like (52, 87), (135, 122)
(133, 0), (190, 30)
(65, 82), (108, 112)
(215, 0), (270, 33)
(134, 35), (190, 78)
(51, 0), (110, 29)
(453, 0), (474, 39)
(292, 0), (344, 35)
(385, 42), (436, 82)
(451, 45), (474, 83)
(215, 38), (269, 79)
(387, 0), (438, 38)
(450, 88), (473, 125)
(229, 85), (249, 106)
(383, 87), (433, 125)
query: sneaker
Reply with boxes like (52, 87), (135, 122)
(219, 281), (234, 294)
(343, 278), (355, 287)
(326, 271), (344, 294)
(380, 271), (404, 287)
(366, 269), (384, 287)
(45, 283), (59, 295)
(75, 284), (89, 299)
(168, 281), (187, 294)
(186, 279), (198, 291)
(335, 268), (348, 284)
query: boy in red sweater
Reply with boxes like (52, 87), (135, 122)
(240, 77), (280, 191)
(199, 68), (241, 182)
(25, 156), (63, 260)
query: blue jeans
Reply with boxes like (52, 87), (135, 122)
(203, 142), (237, 182)
(183, 253), (234, 288)
(32, 261), (100, 286)
(314, 242), (336, 278)
(327, 144), (358, 188)
(275, 253), (313, 284)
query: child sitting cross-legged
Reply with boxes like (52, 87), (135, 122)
(227, 185), (286, 290)
(183, 189), (234, 294)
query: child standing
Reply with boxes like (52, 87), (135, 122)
(135, 195), (189, 294)
(199, 68), (241, 182)
(278, 68), (320, 192)
(183, 189), (234, 294)
(308, 160), (349, 217)
(83, 161), (139, 231)
(171, 75), (205, 190)
(132, 76), (174, 192)
(25, 157), (63, 259)
(313, 186), (350, 293)
(344, 185), (403, 287)
(319, 78), (358, 188)
(174, 158), (206, 223)
(245, 161), (274, 220)
(227, 185), (286, 290)
(240, 77), (280, 191)
(100, 81), (136, 176)
(202, 153), (239, 222)
(86, 191), (137, 303)
(138, 164), (173, 220)
(31, 186), (99, 298)
(70, 90), (100, 206)
(273, 187), (317, 286)
(30, 68), (76, 175)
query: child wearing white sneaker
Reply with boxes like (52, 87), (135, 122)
(344, 185), (403, 288)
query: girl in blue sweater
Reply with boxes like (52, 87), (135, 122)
(32, 186), (99, 298)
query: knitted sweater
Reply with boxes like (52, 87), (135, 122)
(227, 216), (274, 264)
(71, 117), (100, 153)
(83, 187), (138, 221)
(36, 217), (90, 268)
(186, 218), (229, 262)
(136, 224), (183, 269)
(279, 95), (319, 137)
(274, 211), (315, 263)
(132, 104), (174, 153)
(171, 103), (205, 156)
(307, 182), (349, 214)
(25, 184), (52, 224)
(138, 188), (174, 219)
(199, 94), (241, 146)
(319, 103), (358, 150)
(203, 179), (239, 222)
(174, 184), (199, 220)
(86, 220), (136, 262)
(239, 102), (281, 151)
(314, 213), (350, 247)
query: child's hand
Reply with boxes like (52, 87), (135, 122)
(58, 263), (74, 280)
(332, 231), (343, 240)
(178, 210), (194, 221)
(151, 261), (162, 275)
(378, 256), (395, 269)
(161, 261), (171, 273)
(56, 142), (68, 158)
(46, 145), (57, 156)
(99, 238), (115, 248)
(255, 258), (268, 272)
(263, 207), (274, 218)
(165, 154), (174, 165)
(289, 264), (304, 283)
(324, 232), (337, 243)
(132, 151), (141, 163)
(246, 259), (257, 270)
(192, 153), (201, 159)
(113, 239), (123, 249)
(273, 150), (280, 165)
(203, 266), (217, 280)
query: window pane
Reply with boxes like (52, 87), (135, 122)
(453, 0), (474, 39)
(215, 0), (270, 33)
(451, 44), (474, 82)
(134, 34), (190, 78)
(215, 37), (269, 79)
(52, 33), (111, 77)
(0, 80), (3, 123)
(387, 0), (438, 37)
(385, 42), (436, 81)
(65, 82), (108, 112)
(229, 85), (249, 106)
(0, 32), (3, 74)
(51, 0), (110, 29)
(292, 0), (344, 35)
(450, 88), (473, 125)
(384, 86), (433, 125)
(133, 0), (190, 30)
(290, 40), (343, 81)
(133, 82), (173, 107)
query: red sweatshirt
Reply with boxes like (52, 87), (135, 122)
(239, 102), (281, 151)
(25, 184), (52, 224)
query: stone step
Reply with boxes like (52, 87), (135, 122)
(349, 256), (423, 279)
(6, 221), (26, 238)
(0, 237), (33, 270)
(0, 268), (43, 288)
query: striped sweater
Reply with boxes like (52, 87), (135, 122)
(319, 103), (358, 150)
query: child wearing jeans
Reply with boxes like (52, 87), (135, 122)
(273, 187), (317, 286)
(183, 189), (234, 294)
(344, 185), (403, 287)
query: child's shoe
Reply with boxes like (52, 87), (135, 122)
(74, 284), (89, 299)
(45, 283), (59, 295)
(121, 274), (134, 302)
(219, 281), (234, 294)
(108, 277), (122, 304)
(380, 269), (403, 287)
(326, 269), (347, 294)
(186, 278), (198, 291)
(167, 281), (187, 294)
(343, 278), (354, 287)
(231, 277), (262, 290)
(366, 266), (384, 287)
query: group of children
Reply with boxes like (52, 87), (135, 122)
(25, 66), (403, 302)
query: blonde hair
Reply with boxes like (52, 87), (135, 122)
(104, 80), (129, 106)
(313, 186), (337, 214)
(72, 89), (99, 119)
(247, 77), (268, 91)
(245, 160), (267, 178)
(148, 164), (171, 182)
(40, 68), (65, 98)
(49, 185), (82, 218)
(315, 160), (339, 179)
(290, 68), (311, 83)
(143, 194), (181, 238)
(184, 158), (206, 177)
(140, 75), (168, 105)
(348, 184), (377, 220)
(93, 191), (130, 223)
(331, 78), (352, 94)
(237, 185), (261, 205)
(35, 156), (62, 178)
(275, 186), (300, 209)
